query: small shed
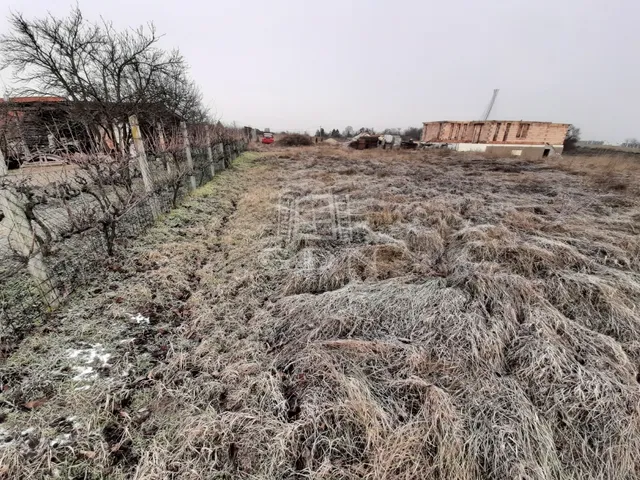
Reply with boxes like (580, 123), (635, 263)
(350, 135), (379, 150)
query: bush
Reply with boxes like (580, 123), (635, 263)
(279, 134), (313, 146)
(564, 125), (580, 152)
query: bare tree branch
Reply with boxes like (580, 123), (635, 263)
(0, 6), (207, 127)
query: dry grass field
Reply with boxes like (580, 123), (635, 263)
(1, 147), (639, 479)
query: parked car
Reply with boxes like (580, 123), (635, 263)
(261, 132), (274, 144)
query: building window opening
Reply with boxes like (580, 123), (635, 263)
(493, 123), (502, 142)
(503, 123), (512, 142)
(517, 123), (531, 139)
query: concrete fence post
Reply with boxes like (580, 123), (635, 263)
(230, 142), (237, 162)
(129, 114), (159, 217)
(205, 128), (215, 178)
(0, 149), (59, 307)
(223, 143), (230, 169)
(157, 122), (173, 176)
(216, 143), (225, 170)
(0, 148), (7, 178)
(181, 121), (197, 190)
(113, 122), (127, 157)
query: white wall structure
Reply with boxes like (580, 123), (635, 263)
(449, 143), (563, 153)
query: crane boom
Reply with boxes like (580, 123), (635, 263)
(481, 89), (499, 121)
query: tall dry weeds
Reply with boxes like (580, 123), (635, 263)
(1, 148), (639, 479)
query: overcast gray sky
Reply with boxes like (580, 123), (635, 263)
(1, 0), (637, 142)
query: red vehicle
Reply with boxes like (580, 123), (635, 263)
(261, 132), (274, 144)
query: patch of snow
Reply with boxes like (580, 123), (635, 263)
(74, 385), (91, 391)
(130, 313), (150, 325)
(72, 366), (97, 382)
(68, 416), (83, 430)
(50, 433), (72, 448)
(67, 344), (111, 366)
(20, 427), (36, 437)
(67, 344), (111, 383)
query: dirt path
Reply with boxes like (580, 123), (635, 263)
(2, 147), (640, 479)
(1, 151), (283, 478)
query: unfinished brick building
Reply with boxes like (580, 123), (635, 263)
(421, 120), (569, 158)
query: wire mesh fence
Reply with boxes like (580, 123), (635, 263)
(1, 112), (247, 346)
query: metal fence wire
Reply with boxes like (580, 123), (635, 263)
(0, 117), (246, 344)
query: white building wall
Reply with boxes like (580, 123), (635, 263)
(449, 143), (488, 152)
(449, 143), (563, 152)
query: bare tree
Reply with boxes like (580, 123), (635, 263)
(403, 127), (422, 140)
(0, 7), (207, 152)
(149, 61), (209, 123)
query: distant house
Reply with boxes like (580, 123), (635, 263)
(0, 96), (69, 167)
(422, 120), (569, 159)
(0, 96), (185, 168)
(349, 134), (379, 150)
(0, 96), (67, 136)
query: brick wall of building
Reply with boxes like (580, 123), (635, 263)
(422, 121), (569, 145)
(543, 124), (570, 145)
(422, 123), (442, 142)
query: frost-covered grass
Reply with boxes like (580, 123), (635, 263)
(1, 147), (639, 479)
